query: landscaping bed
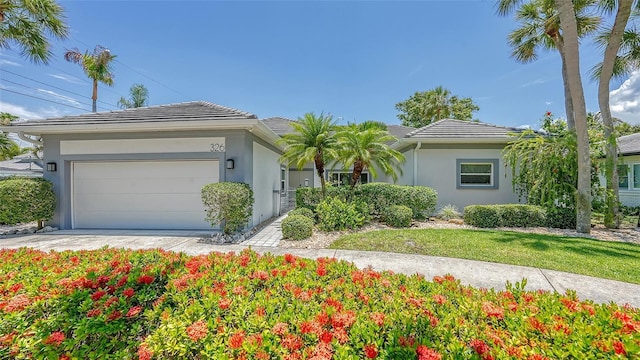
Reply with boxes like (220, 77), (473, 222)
(1, 247), (638, 359)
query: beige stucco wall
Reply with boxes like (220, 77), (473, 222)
(414, 146), (521, 212)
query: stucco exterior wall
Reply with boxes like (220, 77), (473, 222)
(617, 155), (640, 207)
(252, 141), (282, 227)
(414, 145), (520, 211)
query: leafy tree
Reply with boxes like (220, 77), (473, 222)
(64, 45), (116, 112)
(277, 112), (338, 196)
(0, 0), (68, 64)
(118, 83), (149, 109)
(497, 0), (599, 130)
(334, 122), (405, 189)
(395, 86), (479, 128)
(556, 0), (592, 233)
(0, 113), (26, 160)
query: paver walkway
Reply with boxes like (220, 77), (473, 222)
(242, 213), (286, 247)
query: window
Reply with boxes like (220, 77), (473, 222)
(619, 165), (629, 190)
(456, 159), (499, 189)
(331, 172), (368, 186)
(280, 168), (286, 192)
(634, 164), (640, 189)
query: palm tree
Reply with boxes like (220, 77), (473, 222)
(425, 86), (452, 122)
(118, 83), (149, 109)
(498, 0), (600, 130)
(335, 123), (405, 189)
(0, 0), (68, 64)
(556, 0), (592, 234)
(591, 0), (637, 228)
(64, 45), (116, 112)
(277, 113), (338, 196)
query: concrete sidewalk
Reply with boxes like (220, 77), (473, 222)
(1, 230), (639, 307)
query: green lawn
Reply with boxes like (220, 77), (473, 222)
(329, 228), (640, 284)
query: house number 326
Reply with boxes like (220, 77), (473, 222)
(210, 143), (225, 152)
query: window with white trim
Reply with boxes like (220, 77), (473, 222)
(331, 172), (368, 186)
(280, 168), (286, 192)
(456, 159), (499, 189)
(633, 164), (640, 189)
(618, 164), (629, 190)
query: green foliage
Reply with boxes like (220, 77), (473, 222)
(281, 214), (314, 240)
(437, 204), (461, 220)
(316, 197), (366, 231)
(295, 186), (350, 211)
(201, 182), (253, 234)
(0, 177), (55, 225)
(463, 204), (547, 228)
(287, 207), (315, 221)
(546, 207), (577, 229)
(118, 84), (149, 109)
(4, 248), (639, 358)
(383, 205), (413, 228)
(395, 86), (480, 127)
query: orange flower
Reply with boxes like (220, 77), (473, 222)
(482, 302), (504, 320)
(138, 343), (152, 360)
(43, 331), (65, 346)
(186, 320), (208, 341)
(363, 344), (378, 358)
(370, 312), (385, 327)
(126, 305), (143, 318)
(229, 330), (245, 349)
(416, 345), (442, 360)
(219, 298), (232, 309)
(273, 322), (288, 336)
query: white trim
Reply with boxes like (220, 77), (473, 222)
(60, 137), (225, 155)
(459, 162), (494, 186)
(71, 162), (75, 229)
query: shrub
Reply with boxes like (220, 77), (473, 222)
(383, 205), (413, 228)
(437, 204), (461, 220)
(201, 182), (253, 234)
(546, 207), (576, 229)
(357, 183), (437, 219)
(295, 186), (350, 211)
(464, 204), (547, 228)
(0, 177), (55, 226)
(287, 207), (315, 221)
(281, 215), (314, 240)
(316, 197), (366, 231)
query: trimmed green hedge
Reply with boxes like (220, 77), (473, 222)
(316, 197), (367, 231)
(201, 182), (253, 234)
(383, 205), (413, 228)
(295, 183), (437, 219)
(463, 204), (547, 228)
(281, 215), (314, 240)
(287, 207), (315, 221)
(0, 177), (55, 225)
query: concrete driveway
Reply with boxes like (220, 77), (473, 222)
(2, 230), (639, 308)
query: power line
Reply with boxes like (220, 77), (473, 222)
(1, 88), (91, 112)
(0, 68), (118, 109)
(2, 78), (97, 109)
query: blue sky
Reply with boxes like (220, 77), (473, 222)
(1, 1), (639, 128)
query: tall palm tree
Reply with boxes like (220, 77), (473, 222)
(335, 123), (405, 189)
(277, 112), (338, 196)
(498, 0), (600, 130)
(118, 83), (149, 109)
(425, 86), (452, 122)
(64, 45), (116, 112)
(591, 0), (637, 228)
(557, 0), (592, 234)
(0, 0), (68, 64)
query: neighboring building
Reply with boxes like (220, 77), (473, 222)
(614, 132), (640, 207)
(0, 154), (43, 178)
(0, 102), (284, 230)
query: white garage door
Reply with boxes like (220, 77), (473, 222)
(72, 160), (219, 229)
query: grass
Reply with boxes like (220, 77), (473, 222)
(329, 228), (640, 284)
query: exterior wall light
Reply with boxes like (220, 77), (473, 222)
(46, 162), (57, 172)
(226, 159), (235, 170)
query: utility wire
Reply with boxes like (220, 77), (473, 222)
(0, 68), (118, 109)
(1, 88), (91, 112)
(1, 78), (97, 110)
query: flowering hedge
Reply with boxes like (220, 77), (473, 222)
(1, 248), (638, 359)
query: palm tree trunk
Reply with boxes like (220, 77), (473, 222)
(92, 79), (98, 112)
(558, 42), (575, 131)
(557, 0), (591, 234)
(599, 0), (633, 229)
(350, 160), (364, 189)
(315, 152), (326, 197)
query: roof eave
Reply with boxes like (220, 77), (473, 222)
(399, 137), (515, 144)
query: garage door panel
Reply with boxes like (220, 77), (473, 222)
(73, 161), (218, 229)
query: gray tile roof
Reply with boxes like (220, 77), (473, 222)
(0, 155), (42, 177)
(405, 119), (526, 139)
(12, 101), (257, 126)
(618, 132), (640, 155)
(261, 117), (296, 136)
(387, 124), (415, 139)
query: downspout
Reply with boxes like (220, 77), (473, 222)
(18, 132), (43, 146)
(413, 142), (422, 186)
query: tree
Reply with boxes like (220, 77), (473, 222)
(64, 45), (116, 112)
(0, 112), (24, 160)
(557, 0), (592, 233)
(334, 122), (406, 189)
(118, 84), (149, 109)
(591, 0), (637, 228)
(497, 0), (600, 130)
(0, 0), (68, 64)
(395, 86), (479, 128)
(277, 112), (338, 196)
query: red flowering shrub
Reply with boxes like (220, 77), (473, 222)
(1, 247), (639, 359)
